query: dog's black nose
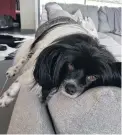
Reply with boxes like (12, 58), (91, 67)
(65, 83), (76, 95)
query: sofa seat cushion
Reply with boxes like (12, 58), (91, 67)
(7, 85), (54, 134)
(98, 32), (121, 61)
(106, 33), (121, 45)
(48, 87), (121, 134)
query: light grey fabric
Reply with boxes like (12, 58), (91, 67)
(72, 9), (83, 22)
(106, 33), (121, 45)
(98, 32), (121, 61)
(99, 7), (122, 35)
(59, 3), (99, 30)
(114, 7), (122, 36)
(48, 87), (121, 134)
(78, 16), (98, 38)
(98, 7), (111, 33)
(105, 7), (115, 32)
(40, 5), (48, 25)
(7, 85), (54, 134)
(45, 2), (73, 20)
(45, 2), (83, 22)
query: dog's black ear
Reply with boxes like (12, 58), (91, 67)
(33, 45), (65, 89)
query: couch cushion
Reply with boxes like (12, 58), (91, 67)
(40, 5), (48, 25)
(114, 7), (121, 36)
(59, 3), (99, 30)
(7, 85), (54, 134)
(72, 9), (83, 21)
(48, 87), (121, 134)
(45, 2), (84, 22)
(98, 32), (121, 61)
(98, 7), (111, 33)
(98, 7), (122, 35)
(106, 33), (121, 45)
(78, 17), (98, 38)
(45, 2), (73, 20)
(104, 7), (115, 32)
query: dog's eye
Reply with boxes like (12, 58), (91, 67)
(86, 75), (97, 82)
(68, 63), (74, 71)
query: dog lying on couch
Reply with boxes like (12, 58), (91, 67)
(0, 17), (121, 107)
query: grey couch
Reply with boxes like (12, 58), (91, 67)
(7, 3), (121, 134)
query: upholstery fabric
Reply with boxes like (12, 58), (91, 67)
(105, 7), (115, 32)
(98, 7), (122, 35)
(106, 33), (121, 45)
(45, 2), (72, 20)
(114, 7), (122, 36)
(45, 2), (83, 22)
(40, 5), (48, 25)
(7, 85), (54, 134)
(78, 16), (98, 38)
(48, 87), (121, 134)
(59, 3), (99, 30)
(98, 32), (121, 61)
(98, 7), (111, 33)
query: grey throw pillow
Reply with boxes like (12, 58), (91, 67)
(72, 9), (83, 22)
(45, 2), (83, 22)
(40, 5), (48, 25)
(80, 17), (98, 38)
(104, 7), (115, 32)
(98, 7), (111, 33)
(45, 2), (72, 20)
(114, 7), (122, 36)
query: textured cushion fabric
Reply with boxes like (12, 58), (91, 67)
(98, 7), (111, 33)
(59, 3), (99, 30)
(79, 17), (98, 38)
(40, 5), (48, 25)
(114, 7), (122, 36)
(105, 7), (115, 32)
(48, 87), (121, 134)
(105, 7), (122, 35)
(98, 7), (122, 35)
(45, 2), (83, 22)
(7, 85), (54, 134)
(98, 32), (121, 61)
(45, 2), (73, 20)
(106, 33), (121, 45)
(72, 9), (83, 22)
(46, 2), (62, 11)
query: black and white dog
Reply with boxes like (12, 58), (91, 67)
(0, 17), (121, 107)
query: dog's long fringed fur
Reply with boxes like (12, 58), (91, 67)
(33, 34), (121, 102)
(0, 17), (121, 107)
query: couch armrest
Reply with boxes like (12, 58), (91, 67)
(7, 85), (54, 134)
(48, 87), (121, 134)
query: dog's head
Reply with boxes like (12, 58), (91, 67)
(34, 34), (115, 100)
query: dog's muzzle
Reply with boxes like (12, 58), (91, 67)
(65, 83), (77, 95)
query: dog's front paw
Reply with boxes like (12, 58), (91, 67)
(6, 66), (19, 78)
(0, 94), (14, 107)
